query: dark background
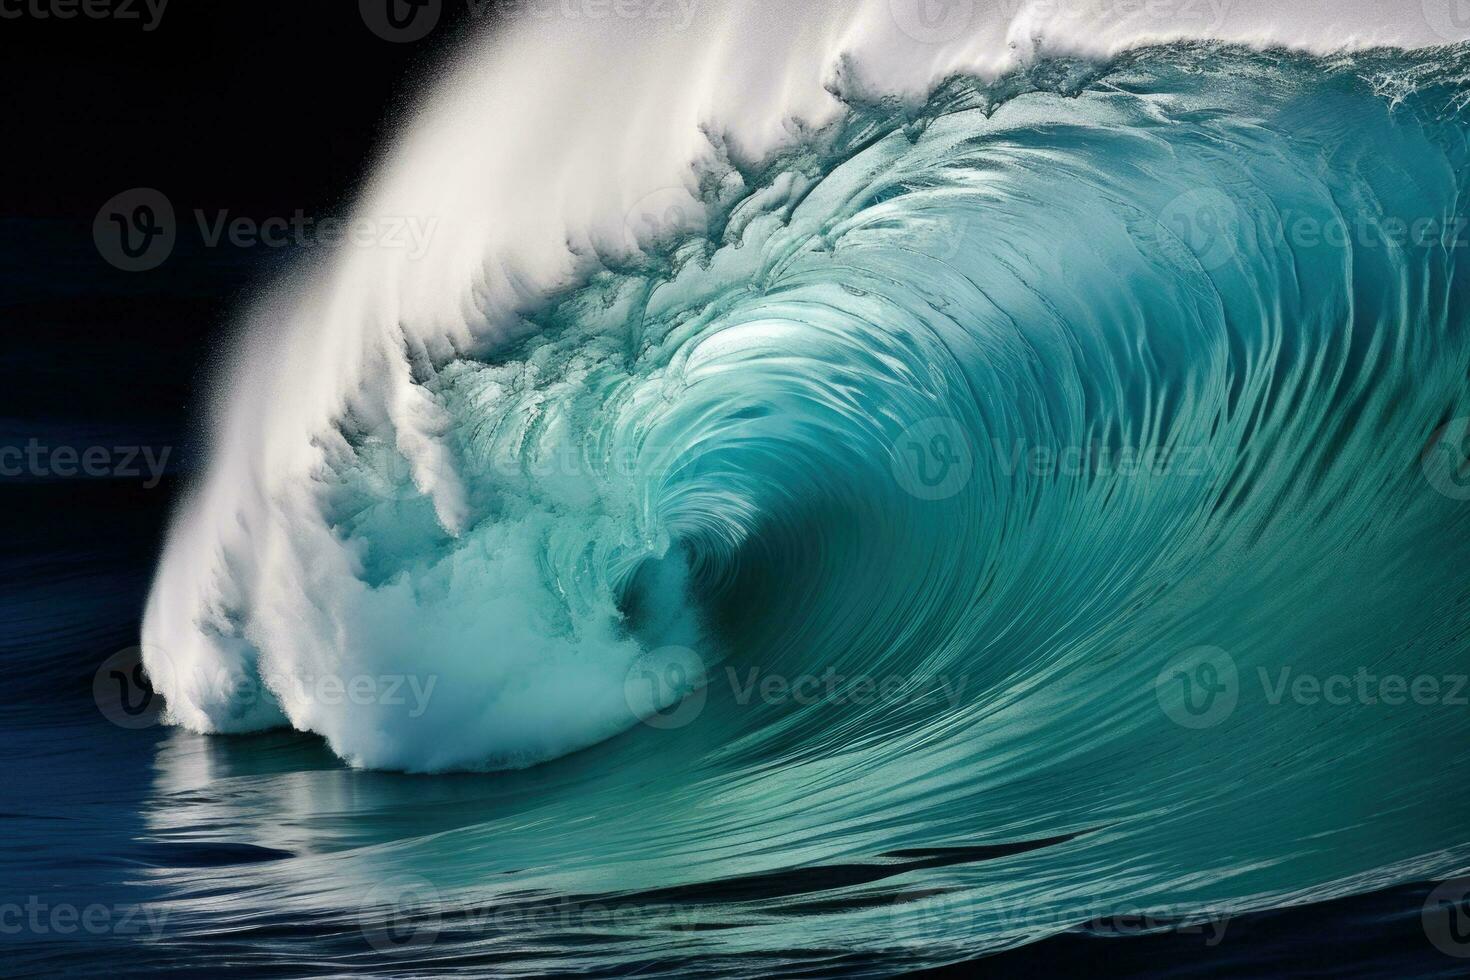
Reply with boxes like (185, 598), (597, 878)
(0, 0), (507, 703)
(1, 0), (506, 426)
(3, 1), (490, 216)
(0, 1), (507, 590)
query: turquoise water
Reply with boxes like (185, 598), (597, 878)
(125, 44), (1470, 975)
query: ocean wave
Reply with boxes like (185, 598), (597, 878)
(138, 5), (1470, 971)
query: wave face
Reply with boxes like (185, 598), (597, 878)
(141, 3), (1470, 972)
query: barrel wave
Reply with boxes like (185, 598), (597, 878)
(140, 18), (1470, 976)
